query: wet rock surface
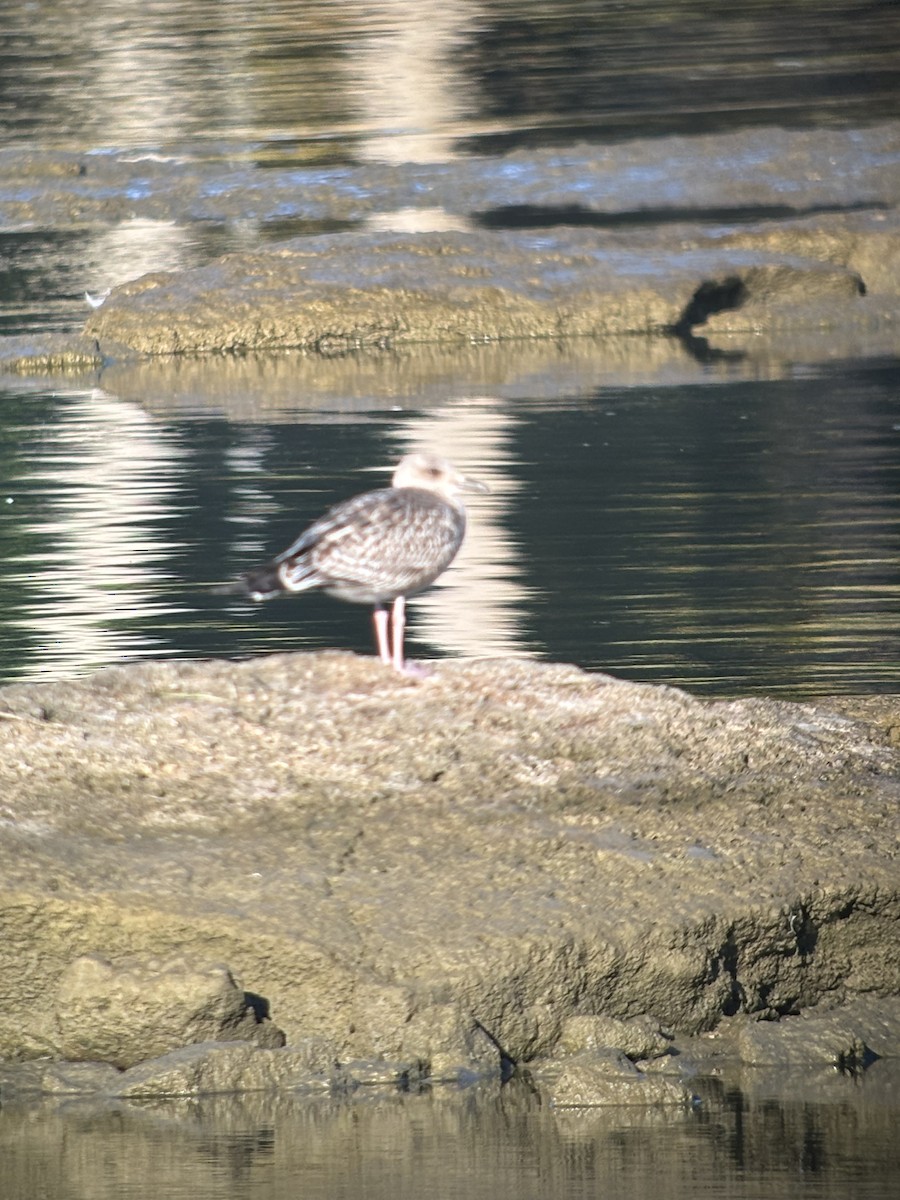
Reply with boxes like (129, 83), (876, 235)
(0, 652), (898, 1090)
(2, 123), (898, 371)
(54, 954), (285, 1068)
(557, 1014), (672, 1062)
(79, 206), (900, 357)
(734, 1010), (869, 1069)
(3, 127), (895, 232)
(536, 1050), (691, 1108)
(79, 217), (893, 357)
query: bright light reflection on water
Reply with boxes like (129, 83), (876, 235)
(2, 390), (189, 680)
(0, 358), (897, 698)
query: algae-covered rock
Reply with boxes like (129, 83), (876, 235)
(0, 653), (898, 1076)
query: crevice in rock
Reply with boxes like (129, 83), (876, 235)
(243, 990), (272, 1022)
(473, 1017), (517, 1079)
(671, 275), (749, 334)
(718, 931), (744, 1018)
(792, 906), (819, 959)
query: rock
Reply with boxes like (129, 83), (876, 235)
(736, 1012), (869, 1068)
(0, 126), (895, 362)
(54, 954), (285, 1068)
(78, 219), (899, 359)
(557, 1014), (671, 1061)
(345, 980), (416, 1060)
(539, 1050), (691, 1108)
(0, 655), (898, 1067)
(100, 1040), (423, 1099)
(338, 1059), (427, 1088)
(398, 1005), (503, 1082)
(40, 1060), (123, 1094)
(835, 996), (900, 1059)
(106, 1040), (336, 1098)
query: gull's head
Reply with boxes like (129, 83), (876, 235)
(391, 452), (490, 500)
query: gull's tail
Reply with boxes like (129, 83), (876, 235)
(212, 563), (284, 601)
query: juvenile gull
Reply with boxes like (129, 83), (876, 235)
(219, 452), (488, 673)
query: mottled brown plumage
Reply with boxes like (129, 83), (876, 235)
(220, 452), (488, 671)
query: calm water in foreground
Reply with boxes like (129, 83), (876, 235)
(3, 1067), (899, 1200)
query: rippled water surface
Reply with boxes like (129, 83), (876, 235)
(2, 1068), (899, 1200)
(1, 357), (898, 696)
(3, 0), (898, 153)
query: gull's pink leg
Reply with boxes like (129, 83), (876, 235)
(389, 597), (433, 678)
(373, 605), (392, 665)
(391, 595), (406, 672)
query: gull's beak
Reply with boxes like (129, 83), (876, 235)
(457, 471), (490, 495)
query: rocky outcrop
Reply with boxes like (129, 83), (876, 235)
(0, 652), (898, 1090)
(78, 210), (898, 357)
(54, 955), (284, 1068)
(2, 124), (898, 373)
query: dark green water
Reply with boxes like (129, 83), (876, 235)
(1, 359), (898, 696)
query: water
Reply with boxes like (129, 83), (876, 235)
(2, 0), (898, 153)
(1, 359), (898, 696)
(2, 1068), (899, 1200)
(1, 1), (898, 1195)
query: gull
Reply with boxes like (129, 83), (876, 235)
(218, 452), (488, 673)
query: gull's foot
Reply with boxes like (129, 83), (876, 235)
(395, 659), (434, 680)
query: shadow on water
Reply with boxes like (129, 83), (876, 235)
(472, 201), (891, 231)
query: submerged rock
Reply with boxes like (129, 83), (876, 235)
(537, 1050), (691, 1108)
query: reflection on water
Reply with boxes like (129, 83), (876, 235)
(393, 396), (535, 660)
(1, 1067), (898, 1200)
(3, 390), (188, 679)
(352, 0), (482, 164)
(518, 365), (900, 695)
(0, 221), (218, 338)
(0, 357), (898, 697)
(2, 1), (898, 155)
